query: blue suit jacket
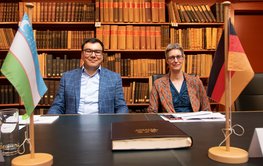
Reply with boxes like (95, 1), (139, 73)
(48, 67), (128, 114)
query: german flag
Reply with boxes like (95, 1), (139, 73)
(207, 20), (254, 105)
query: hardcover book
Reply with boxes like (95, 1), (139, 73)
(111, 120), (192, 150)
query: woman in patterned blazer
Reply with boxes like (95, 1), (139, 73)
(148, 43), (211, 113)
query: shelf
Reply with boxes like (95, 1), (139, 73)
(0, 103), (20, 107)
(0, 22), (18, 25)
(32, 22), (95, 25)
(174, 22), (224, 26)
(184, 49), (216, 52)
(37, 49), (81, 52)
(99, 22), (170, 25)
(97, 22), (223, 26)
(127, 103), (149, 107)
(122, 76), (149, 79)
(105, 49), (165, 52)
(1, 49), (217, 53)
(43, 77), (62, 80)
(1, 76), (209, 80)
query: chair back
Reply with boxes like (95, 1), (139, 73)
(149, 74), (164, 91)
(235, 73), (263, 111)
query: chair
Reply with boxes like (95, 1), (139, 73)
(149, 74), (164, 91)
(235, 73), (263, 111)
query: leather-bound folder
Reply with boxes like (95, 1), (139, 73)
(111, 120), (192, 150)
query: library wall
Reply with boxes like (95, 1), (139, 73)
(233, 2), (263, 73)
(1, 0), (262, 113)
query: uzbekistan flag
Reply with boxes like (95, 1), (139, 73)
(207, 20), (254, 105)
(1, 13), (47, 118)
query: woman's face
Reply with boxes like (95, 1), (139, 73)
(166, 49), (184, 72)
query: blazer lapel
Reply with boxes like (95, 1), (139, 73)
(98, 68), (107, 112)
(161, 75), (175, 113)
(74, 68), (82, 113)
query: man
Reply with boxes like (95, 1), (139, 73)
(48, 38), (128, 114)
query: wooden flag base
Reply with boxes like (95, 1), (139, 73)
(11, 153), (53, 166)
(208, 146), (248, 164)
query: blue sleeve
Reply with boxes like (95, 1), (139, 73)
(114, 74), (128, 113)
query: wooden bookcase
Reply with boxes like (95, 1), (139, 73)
(0, 0), (228, 113)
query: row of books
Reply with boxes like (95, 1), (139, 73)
(0, 59), (3, 77)
(96, 0), (165, 23)
(96, 25), (170, 50)
(210, 2), (224, 23)
(1, 1), (223, 23)
(0, 28), (15, 49)
(35, 30), (94, 49)
(96, 25), (222, 51)
(19, 2), (95, 22)
(1, 26), (222, 50)
(0, 79), (149, 106)
(185, 54), (212, 78)
(0, 2), (18, 22)
(170, 27), (223, 50)
(0, 84), (19, 104)
(123, 81), (149, 104)
(38, 52), (165, 78)
(168, 2), (218, 23)
(36, 52), (212, 78)
(102, 52), (212, 77)
(102, 53), (166, 76)
(38, 53), (81, 78)
(39, 80), (60, 106)
(0, 79), (61, 106)
(2, 51), (212, 81)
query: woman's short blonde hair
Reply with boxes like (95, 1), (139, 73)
(165, 43), (184, 59)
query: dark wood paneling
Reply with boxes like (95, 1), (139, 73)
(233, 3), (263, 72)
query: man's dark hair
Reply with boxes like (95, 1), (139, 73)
(81, 38), (104, 51)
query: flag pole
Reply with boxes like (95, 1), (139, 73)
(223, 0), (231, 152)
(208, 1), (248, 164)
(11, 3), (53, 166)
(25, 4), (36, 159)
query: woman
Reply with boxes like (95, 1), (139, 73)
(148, 43), (211, 113)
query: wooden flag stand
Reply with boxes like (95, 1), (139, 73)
(208, 1), (248, 164)
(11, 3), (53, 166)
(12, 113), (53, 166)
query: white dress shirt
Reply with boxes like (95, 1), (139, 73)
(78, 67), (100, 114)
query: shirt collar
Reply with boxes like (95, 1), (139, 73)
(81, 66), (101, 77)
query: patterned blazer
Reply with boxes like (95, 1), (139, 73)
(148, 73), (211, 113)
(48, 67), (128, 114)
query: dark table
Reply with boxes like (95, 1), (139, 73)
(3, 111), (263, 166)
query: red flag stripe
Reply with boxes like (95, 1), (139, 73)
(229, 35), (245, 53)
(211, 63), (236, 104)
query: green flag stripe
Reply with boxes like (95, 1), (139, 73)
(1, 52), (35, 115)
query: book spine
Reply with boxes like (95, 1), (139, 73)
(110, 25), (118, 49)
(126, 25), (133, 49)
(145, 0), (151, 22)
(117, 26), (126, 49)
(118, 0), (123, 22)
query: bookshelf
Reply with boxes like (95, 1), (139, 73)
(0, 0), (225, 113)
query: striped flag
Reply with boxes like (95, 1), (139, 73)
(1, 13), (47, 118)
(207, 20), (254, 105)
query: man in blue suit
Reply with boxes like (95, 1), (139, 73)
(48, 38), (128, 114)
